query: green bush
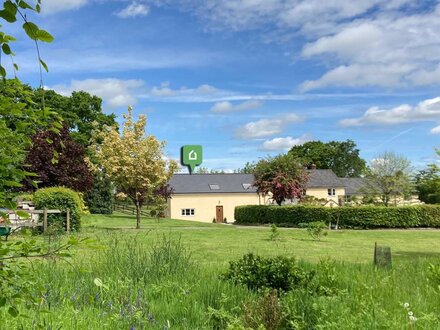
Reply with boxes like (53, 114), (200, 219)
(223, 253), (311, 292)
(34, 187), (84, 231)
(235, 205), (440, 229)
(307, 221), (328, 240)
(85, 173), (113, 214)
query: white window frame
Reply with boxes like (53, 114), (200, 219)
(328, 188), (336, 197)
(181, 208), (195, 216)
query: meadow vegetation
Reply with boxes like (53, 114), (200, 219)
(1, 213), (440, 329)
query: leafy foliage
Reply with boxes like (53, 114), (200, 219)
(223, 253), (311, 292)
(23, 125), (93, 192)
(253, 153), (308, 206)
(0, 234), (87, 319)
(363, 151), (414, 206)
(416, 163), (440, 204)
(307, 221), (328, 240)
(32, 89), (117, 147)
(0, 0), (53, 77)
(33, 187), (85, 231)
(84, 172), (114, 214)
(289, 140), (366, 177)
(90, 106), (178, 229)
(0, 79), (60, 208)
(269, 224), (280, 241)
(235, 205), (440, 228)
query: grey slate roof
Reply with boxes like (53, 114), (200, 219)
(169, 173), (257, 194)
(169, 169), (349, 194)
(307, 169), (345, 188)
(340, 177), (370, 195)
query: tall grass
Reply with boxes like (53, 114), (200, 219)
(1, 232), (439, 329)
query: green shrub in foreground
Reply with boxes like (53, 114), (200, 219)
(223, 253), (312, 292)
(235, 205), (440, 228)
(34, 187), (84, 231)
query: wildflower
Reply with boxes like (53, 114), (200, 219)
(408, 311), (413, 316)
(403, 302), (409, 308)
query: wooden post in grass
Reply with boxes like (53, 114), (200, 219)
(374, 242), (392, 269)
(66, 208), (70, 234)
(43, 208), (48, 233)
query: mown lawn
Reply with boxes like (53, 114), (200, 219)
(83, 213), (440, 266)
(2, 213), (440, 329)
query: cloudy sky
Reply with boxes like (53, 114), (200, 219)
(4, 0), (440, 171)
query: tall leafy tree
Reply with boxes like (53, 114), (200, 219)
(90, 107), (178, 229)
(85, 172), (114, 214)
(1, 0), (56, 207)
(253, 153), (308, 206)
(363, 151), (413, 206)
(0, 79), (60, 207)
(415, 150), (440, 204)
(289, 140), (366, 177)
(23, 126), (93, 192)
(32, 89), (117, 147)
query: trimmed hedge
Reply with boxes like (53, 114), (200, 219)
(34, 187), (84, 231)
(235, 205), (440, 229)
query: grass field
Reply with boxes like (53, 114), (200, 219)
(2, 213), (440, 329)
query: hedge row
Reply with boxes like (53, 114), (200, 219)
(234, 205), (440, 229)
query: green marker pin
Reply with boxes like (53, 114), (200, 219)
(181, 145), (203, 174)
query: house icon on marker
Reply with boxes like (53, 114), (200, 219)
(189, 150), (198, 160)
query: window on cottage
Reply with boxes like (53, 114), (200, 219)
(328, 188), (336, 196)
(181, 208), (195, 216)
(242, 183), (252, 190)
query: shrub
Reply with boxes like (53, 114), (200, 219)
(34, 187), (84, 231)
(307, 221), (328, 240)
(269, 224), (280, 241)
(235, 205), (440, 229)
(223, 253), (311, 292)
(85, 173), (113, 214)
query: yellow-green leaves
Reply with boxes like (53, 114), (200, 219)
(23, 21), (54, 42)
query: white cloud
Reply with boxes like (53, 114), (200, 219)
(41, 0), (87, 15)
(116, 2), (150, 18)
(148, 82), (219, 98)
(154, 1), (440, 90)
(14, 48), (219, 74)
(235, 113), (303, 139)
(260, 134), (311, 151)
(339, 96), (440, 132)
(431, 125), (440, 135)
(300, 6), (440, 90)
(51, 78), (145, 108)
(210, 100), (262, 113)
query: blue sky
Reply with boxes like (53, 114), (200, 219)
(4, 0), (440, 171)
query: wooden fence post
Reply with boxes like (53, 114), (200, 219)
(66, 208), (70, 234)
(43, 208), (48, 233)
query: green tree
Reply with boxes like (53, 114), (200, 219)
(90, 106), (178, 229)
(85, 172), (114, 214)
(415, 152), (440, 204)
(33, 89), (117, 147)
(236, 161), (257, 174)
(0, 79), (60, 208)
(253, 153), (308, 206)
(363, 151), (413, 206)
(289, 140), (366, 177)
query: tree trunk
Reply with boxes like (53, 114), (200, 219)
(135, 201), (141, 229)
